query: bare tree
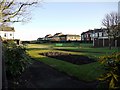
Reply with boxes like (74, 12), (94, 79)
(0, 1), (42, 88)
(0, 0), (41, 26)
(102, 12), (120, 49)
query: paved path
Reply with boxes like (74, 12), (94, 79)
(9, 60), (98, 89)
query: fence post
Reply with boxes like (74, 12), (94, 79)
(0, 37), (2, 90)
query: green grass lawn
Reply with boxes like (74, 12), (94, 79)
(26, 43), (119, 82)
(53, 43), (119, 58)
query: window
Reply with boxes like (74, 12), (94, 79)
(4, 33), (6, 37)
(10, 34), (12, 36)
(99, 32), (102, 37)
(95, 33), (98, 37)
(73, 37), (75, 39)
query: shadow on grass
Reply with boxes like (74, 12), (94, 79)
(31, 56), (104, 82)
(55, 49), (107, 54)
(27, 48), (51, 51)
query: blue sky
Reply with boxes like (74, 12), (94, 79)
(13, 1), (118, 41)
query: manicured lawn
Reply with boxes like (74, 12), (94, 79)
(26, 43), (119, 82)
(54, 47), (119, 58)
(27, 49), (105, 82)
(53, 43), (119, 57)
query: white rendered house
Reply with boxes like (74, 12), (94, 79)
(0, 26), (15, 40)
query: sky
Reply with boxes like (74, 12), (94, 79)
(12, 0), (119, 41)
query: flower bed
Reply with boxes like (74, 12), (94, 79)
(40, 52), (95, 65)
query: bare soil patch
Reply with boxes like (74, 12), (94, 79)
(40, 52), (95, 65)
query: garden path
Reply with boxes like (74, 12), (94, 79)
(9, 60), (98, 88)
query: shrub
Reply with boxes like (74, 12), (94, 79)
(3, 41), (32, 78)
(98, 52), (120, 89)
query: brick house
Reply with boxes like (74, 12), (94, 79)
(81, 30), (93, 43)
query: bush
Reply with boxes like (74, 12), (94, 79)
(98, 52), (120, 89)
(3, 41), (32, 78)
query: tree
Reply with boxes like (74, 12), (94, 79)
(0, 0), (40, 26)
(0, 0), (40, 88)
(102, 12), (120, 49)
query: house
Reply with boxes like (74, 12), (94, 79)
(38, 33), (81, 43)
(51, 32), (63, 41)
(93, 28), (120, 47)
(0, 25), (21, 45)
(93, 28), (108, 47)
(59, 34), (80, 42)
(81, 28), (120, 47)
(0, 26), (15, 40)
(44, 34), (53, 41)
(81, 30), (93, 43)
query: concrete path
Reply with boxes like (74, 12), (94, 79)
(9, 60), (98, 89)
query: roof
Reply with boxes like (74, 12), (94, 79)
(81, 28), (108, 35)
(59, 34), (80, 37)
(54, 32), (63, 36)
(94, 29), (103, 32)
(81, 30), (93, 35)
(81, 32), (86, 35)
(94, 28), (107, 33)
(86, 30), (94, 33)
(45, 34), (52, 38)
(0, 26), (15, 32)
